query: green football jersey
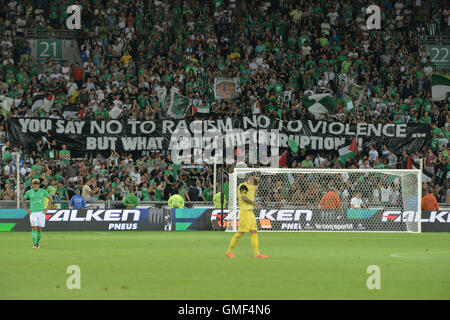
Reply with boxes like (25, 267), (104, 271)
(24, 188), (50, 212)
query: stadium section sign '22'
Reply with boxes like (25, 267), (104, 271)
(7, 116), (429, 158)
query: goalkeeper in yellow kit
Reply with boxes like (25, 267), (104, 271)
(225, 175), (268, 259)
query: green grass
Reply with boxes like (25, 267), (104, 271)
(0, 231), (449, 300)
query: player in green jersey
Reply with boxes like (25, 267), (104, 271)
(22, 179), (53, 248)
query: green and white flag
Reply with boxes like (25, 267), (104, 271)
(302, 93), (338, 118)
(168, 92), (191, 119)
(0, 95), (22, 113)
(431, 73), (450, 101)
(288, 139), (298, 153)
(155, 86), (167, 102)
(345, 98), (354, 112)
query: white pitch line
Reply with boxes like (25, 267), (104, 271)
(390, 251), (450, 260)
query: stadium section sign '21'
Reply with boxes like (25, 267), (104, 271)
(7, 116), (429, 161)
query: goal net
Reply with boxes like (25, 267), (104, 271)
(226, 168), (421, 233)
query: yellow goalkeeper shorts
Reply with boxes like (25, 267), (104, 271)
(238, 210), (257, 233)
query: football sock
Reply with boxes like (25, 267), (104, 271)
(36, 231), (42, 245)
(227, 233), (243, 253)
(32, 230), (37, 246)
(251, 233), (259, 256)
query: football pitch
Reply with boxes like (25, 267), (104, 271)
(0, 231), (449, 300)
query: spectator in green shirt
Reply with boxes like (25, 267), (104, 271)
(58, 144), (71, 165)
(56, 181), (69, 209)
(301, 156), (314, 168)
(202, 183), (213, 202)
(46, 179), (57, 196)
(123, 192), (139, 209)
(2, 147), (11, 165)
(141, 182), (150, 201)
(154, 181), (164, 202)
(213, 187), (227, 209)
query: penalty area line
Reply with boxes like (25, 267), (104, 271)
(390, 251), (450, 260)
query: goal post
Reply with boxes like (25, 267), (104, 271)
(226, 168), (422, 233)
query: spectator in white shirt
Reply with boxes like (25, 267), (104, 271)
(350, 192), (368, 209)
(314, 154), (326, 168)
(130, 167), (141, 185)
(1, 37), (13, 56)
(320, 18), (331, 36)
(4, 159), (15, 176)
(380, 183), (393, 205)
(301, 41), (312, 56)
(66, 78), (78, 97)
(368, 144), (379, 164)
(192, 93), (202, 107)
(50, 68), (62, 80)
(20, 163), (30, 176)
(327, 9), (339, 26)
(324, 66), (335, 82)
(61, 62), (71, 81)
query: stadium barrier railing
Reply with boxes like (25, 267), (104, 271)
(0, 200), (214, 209)
(0, 200), (448, 210)
(25, 29), (77, 39)
(418, 35), (450, 45)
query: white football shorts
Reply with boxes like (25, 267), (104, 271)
(30, 212), (45, 228)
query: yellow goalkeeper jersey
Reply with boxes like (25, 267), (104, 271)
(238, 182), (257, 212)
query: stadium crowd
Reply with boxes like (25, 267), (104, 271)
(0, 0), (449, 206)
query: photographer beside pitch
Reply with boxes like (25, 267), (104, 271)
(22, 179), (52, 249)
(225, 175), (268, 259)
